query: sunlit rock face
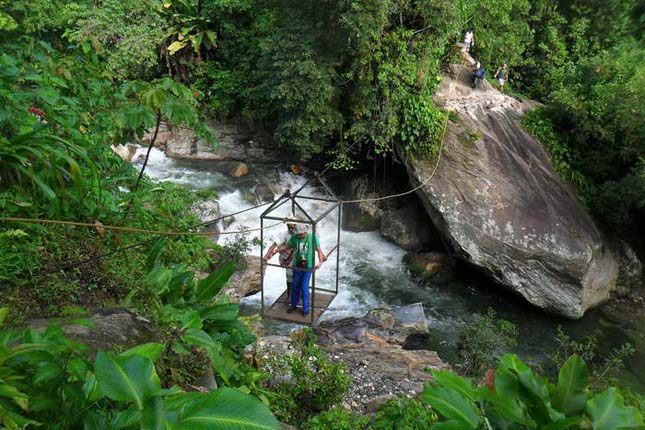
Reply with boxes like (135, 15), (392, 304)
(401, 65), (639, 318)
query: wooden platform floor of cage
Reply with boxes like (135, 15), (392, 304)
(263, 289), (337, 325)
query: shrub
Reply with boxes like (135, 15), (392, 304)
(373, 397), (436, 430)
(455, 308), (517, 376)
(304, 407), (371, 430)
(422, 354), (644, 430)
(267, 328), (352, 426)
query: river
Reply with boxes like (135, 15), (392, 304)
(134, 147), (644, 390)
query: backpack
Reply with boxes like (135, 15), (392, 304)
(475, 68), (485, 79)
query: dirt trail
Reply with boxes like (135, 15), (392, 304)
(434, 64), (536, 119)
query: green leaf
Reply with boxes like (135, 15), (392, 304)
(170, 388), (280, 430)
(480, 389), (531, 426)
(195, 262), (236, 302)
(146, 240), (166, 272)
(168, 40), (187, 55)
(431, 370), (476, 401)
(182, 329), (216, 350)
(422, 387), (481, 429)
(84, 411), (107, 430)
(585, 388), (643, 430)
(542, 416), (584, 430)
(67, 357), (89, 380)
(142, 396), (165, 430)
(0, 307), (8, 326)
(200, 303), (239, 322)
(431, 420), (470, 430)
(95, 352), (161, 409)
(553, 355), (589, 416)
(495, 354), (528, 398)
(120, 343), (166, 363)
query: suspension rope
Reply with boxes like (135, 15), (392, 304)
(0, 216), (283, 236)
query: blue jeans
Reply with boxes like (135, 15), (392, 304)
(291, 269), (311, 313)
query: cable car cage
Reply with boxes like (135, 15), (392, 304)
(260, 174), (341, 326)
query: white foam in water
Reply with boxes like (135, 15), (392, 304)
(216, 173), (407, 321)
(131, 147), (225, 189)
(134, 149), (408, 322)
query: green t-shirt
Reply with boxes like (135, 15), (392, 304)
(288, 233), (320, 268)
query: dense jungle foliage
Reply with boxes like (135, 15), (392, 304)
(0, 0), (643, 428)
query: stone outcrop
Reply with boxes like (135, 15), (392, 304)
(29, 308), (159, 353)
(380, 205), (434, 251)
(341, 177), (383, 232)
(342, 176), (437, 251)
(217, 256), (265, 302)
(111, 143), (140, 162)
(403, 252), (455, 280)
(400, 65), (640, 318)
(143, 120), (282, 163)
(250, 304), (448, 412)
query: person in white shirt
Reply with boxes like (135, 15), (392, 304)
(464, 30), (474, 52)
(263, 223), (296, 297)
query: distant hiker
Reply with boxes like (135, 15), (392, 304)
(471, 62), (486, 89)
(463, 30), (474, 52)
(494, 64), (509, 93)
(273, 224), (326, 317)
(264, 222), (297, 298)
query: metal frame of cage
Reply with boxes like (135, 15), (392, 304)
(259, 174), (341, 325)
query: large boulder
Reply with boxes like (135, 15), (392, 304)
(29, 308), (160, 353)
(400, 65), (639, 318)
(380, 205), (434, 251)
(217, 256), (265, 302)
(341, 176), (383, 231)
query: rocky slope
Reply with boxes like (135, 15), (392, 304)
(401, 65), (640, 318)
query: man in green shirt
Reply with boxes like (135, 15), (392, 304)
(274, 224), (326, 316)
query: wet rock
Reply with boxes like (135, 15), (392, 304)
(255, 305), (447, 413)
(365, 308), (396, 330)
(251, 183), (281, 204)
(614, 240), (642, 295)
(231, 162), (249, 177)
(217, 256), (265, 303)
(111, 144), (139, 162)
(318, 304), (429, 346)
(341, 177), (383, 232)
(399, 64), (640, 318)
(403, 252), (454, 279)
(380, 205), (434, 251)
(393, 303), (429, 335)
(144, 120), (282, 163)
(196, 366), (218, 391)
(365, 394), (395, 414)
(29, 308), (160, 354)
(290, 164), (303, 175)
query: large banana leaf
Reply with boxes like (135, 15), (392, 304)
(95, 352), (161, 409)
(585, 388), (644, 430)
(422, 387), (482, 429)
(120, 343), (166, 363)
(552, 355), (589, 416)
(195, 262), (236, 302)
(167, 387), (279, 430)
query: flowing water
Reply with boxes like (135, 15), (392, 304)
(134, 148), (644, 390)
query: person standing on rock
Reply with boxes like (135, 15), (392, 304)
(494, 64), (509, 93)
(273, 224), (326, 317)
(263, 222), (297, 298)
(463, 29), (474, 52)
(471, 62), (486, 89)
